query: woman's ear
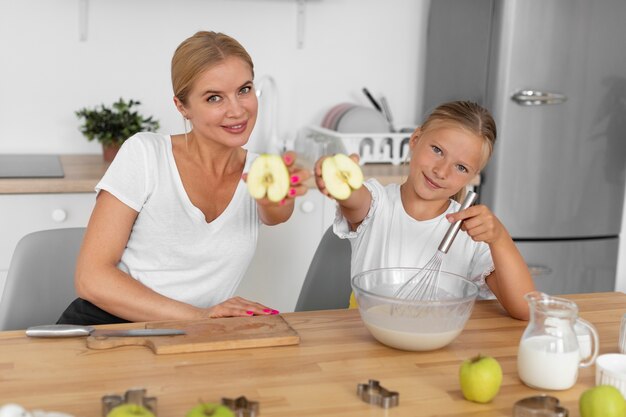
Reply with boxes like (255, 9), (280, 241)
(173, 96), (189, 119)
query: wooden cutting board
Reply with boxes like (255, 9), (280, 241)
(86, 315), (300, 354)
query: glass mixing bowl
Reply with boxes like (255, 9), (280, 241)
(351, 267), (479, 351)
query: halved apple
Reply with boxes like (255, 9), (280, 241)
(247, 154), (290, 203)
(321, 153), (364, 200)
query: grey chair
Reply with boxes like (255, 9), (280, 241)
(295, 226), (352, 311)
(0, 227), (85, 331)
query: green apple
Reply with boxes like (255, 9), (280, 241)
(106, 404), (155, 417)
(321, 153), (363, 200)
(247, 154), (290, 202)
(580, 385), (625, 417)
(459, 354), (502, 403)
(185, 403), (234, 417)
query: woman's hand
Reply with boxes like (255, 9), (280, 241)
(242, 151), (310, 225)
(446, 204), (509, 245)
(279, 150), (310, 204)
(243, 152), (310, 206)
(202, 296), (279, 318)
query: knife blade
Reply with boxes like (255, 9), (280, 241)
(25, 324), (186, 338)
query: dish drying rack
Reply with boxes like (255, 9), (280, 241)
(298, 126), (412, 165)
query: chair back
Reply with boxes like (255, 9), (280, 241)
(295, 226), (352, 311)
(0, 227), (85, 331)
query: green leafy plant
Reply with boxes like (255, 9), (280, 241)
(76, 98), (160, 147)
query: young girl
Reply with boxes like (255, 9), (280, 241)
(314, 101), (535, 320)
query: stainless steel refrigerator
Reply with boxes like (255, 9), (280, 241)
(422, 0), (626, 294)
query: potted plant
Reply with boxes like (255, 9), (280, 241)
(76, 98), (160, 162)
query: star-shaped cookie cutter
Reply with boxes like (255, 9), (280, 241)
(357, 379), (399, 409)
(221, 396), (260, 417)
(101, 388), (157, 416)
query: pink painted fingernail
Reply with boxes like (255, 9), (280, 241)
(271, 310), (279, 315)
(290, 175), (300, 184)
(246, 310), (254, 315)
(284, 154), (293, 164)
(289, 188), (296, 197)
(280, 199), (286, 206)
(263, 308), (271, 313)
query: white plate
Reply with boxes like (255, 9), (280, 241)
(335, 105), (390, 134)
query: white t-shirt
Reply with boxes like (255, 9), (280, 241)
(334, 179), (495, 298)
(95, 132), (261, 308)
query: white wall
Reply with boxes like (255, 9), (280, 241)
(0, 0), (429, 154)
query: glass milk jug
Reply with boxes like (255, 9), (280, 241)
(517, 291), (599, 390)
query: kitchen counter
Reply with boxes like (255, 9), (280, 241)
(0, 155), (110, 194)
(0, 154), (477, 194)
(0, 292), (623, 416)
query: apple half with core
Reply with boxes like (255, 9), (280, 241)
(579, 385), (625, 417)
(247, 154), (290, 202)
(185, 403), (234, 417)
(459, 354), (503, 403)
(321, 154), (363, 200)
(106, 404), (155, 417)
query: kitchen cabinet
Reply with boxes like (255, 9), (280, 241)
(0, 193), (96, 298)
(0, 155), (106, 301)
(235, 189), (337, 312)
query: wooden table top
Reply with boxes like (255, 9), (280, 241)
(1, 292), (623, 416)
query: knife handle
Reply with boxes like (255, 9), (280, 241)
(26, 324), (94, 337)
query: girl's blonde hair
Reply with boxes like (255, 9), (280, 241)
(420, 101), (497, 202)
(171, 31), (254, 105)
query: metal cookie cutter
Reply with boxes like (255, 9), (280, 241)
(513, 395), (568, 417)
(356, 379), (399, 409)
(102, 388), (157, 416)
(221, 396), (260, 417)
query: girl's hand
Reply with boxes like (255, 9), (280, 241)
(202, 296), (279, 318)
(446, 204), (509, 245)
(314, 153), (360, 199)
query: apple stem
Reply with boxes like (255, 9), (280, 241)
(471, 354), (484, 364)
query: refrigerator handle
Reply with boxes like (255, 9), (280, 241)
(528, 264), (553, 277)
(511, 90), (567, 106)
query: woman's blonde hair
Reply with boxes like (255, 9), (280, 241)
(420, 101), (497, 202)
(171, 31), (254, 105)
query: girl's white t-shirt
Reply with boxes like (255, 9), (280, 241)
(95, 132), (261, 308)
(334, 179), (495, 298)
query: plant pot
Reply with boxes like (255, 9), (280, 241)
(102, 143), (122, 162)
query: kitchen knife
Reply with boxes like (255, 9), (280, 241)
(25, 324), (186, 338)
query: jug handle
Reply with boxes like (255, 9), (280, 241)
(577, 318), (599, 368)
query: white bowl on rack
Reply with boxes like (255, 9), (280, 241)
(595, 353), (626, 397)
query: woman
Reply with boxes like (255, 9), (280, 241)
(58, 31), (310, 325)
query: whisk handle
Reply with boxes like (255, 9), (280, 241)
(438, 191), (478, 253)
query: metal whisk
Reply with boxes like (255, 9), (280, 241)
(394, 191), (478, 301)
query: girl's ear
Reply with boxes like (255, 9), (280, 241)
(409, 127), (422, 148)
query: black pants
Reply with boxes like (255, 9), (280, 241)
(57, 298), (130, 326)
